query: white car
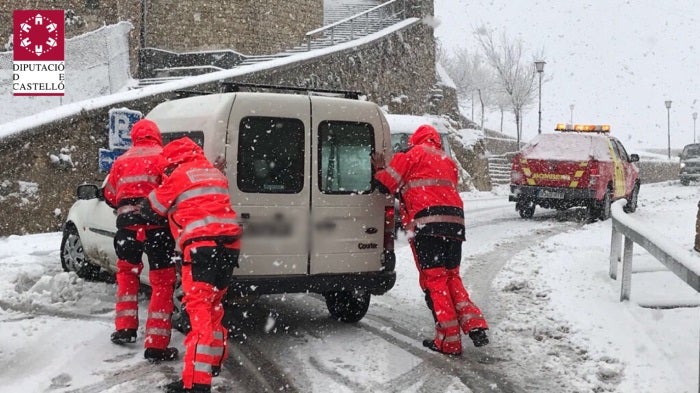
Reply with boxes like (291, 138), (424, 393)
(61, 181), (118, 281)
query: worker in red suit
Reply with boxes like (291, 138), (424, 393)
(140, 137), (241, 393)
(372, 124), (489, 356)
(103, 119), (178, 362)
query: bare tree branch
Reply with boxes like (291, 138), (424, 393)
(475, 27), (544, 147)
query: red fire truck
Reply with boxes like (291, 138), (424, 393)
(509, 124), (641, 220)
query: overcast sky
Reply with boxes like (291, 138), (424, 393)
(434, 0), (700, 151)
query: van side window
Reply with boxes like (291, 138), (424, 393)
(319, 121), (374, 194)
(237, 116), (305, 194)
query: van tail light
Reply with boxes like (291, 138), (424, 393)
(384, 206), (395, 251)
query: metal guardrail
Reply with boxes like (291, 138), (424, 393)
(609, 199), (700, 389)
(609, 199), (700, 300)
(305, 0), (407, 50)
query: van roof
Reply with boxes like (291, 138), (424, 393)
(147, 92), (380, 125)
(385, 114), (450, 135)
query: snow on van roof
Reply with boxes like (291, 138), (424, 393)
(521, 132), (613, 161)
(385, 113), (450, 134)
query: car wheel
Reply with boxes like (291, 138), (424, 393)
(325, 290), (371, 323)
(517, 201), (535, 219)
(598, 188), (612, 221)
(681, 178), (690, 186)
(60, 224), (101, 280)
(623, 184), (640, 213)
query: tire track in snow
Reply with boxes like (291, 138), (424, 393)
(463, 216), (593, 392)
(0, 299), (113, 323)
(225, 335), (300, 393)
(56, 361), (179, 393)
(359, 313), (521, 393)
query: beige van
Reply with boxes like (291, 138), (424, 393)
(147, 91), (396, 322)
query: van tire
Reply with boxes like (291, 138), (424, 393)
(325, 290), (371, 323)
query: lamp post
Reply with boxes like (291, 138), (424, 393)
(665, 100), (672, 159)
(535, 61), (546, 134)
(569, 104), (574, 124)
(693, 112), (697, 144)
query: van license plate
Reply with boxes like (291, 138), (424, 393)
(539, 190), (564, 199)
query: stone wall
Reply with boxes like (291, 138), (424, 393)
(143, 0), (322, 54)
(0, 0), (323, 75)
(232, 20), (437, 116)
(0, 1), (142, 72)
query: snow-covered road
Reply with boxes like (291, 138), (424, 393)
(0, 182), (698, 393)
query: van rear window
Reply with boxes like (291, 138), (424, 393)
(319, 121), (374, 194)
(237, 116), (305, 194)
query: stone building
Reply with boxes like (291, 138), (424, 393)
(1, 0), (323, 75)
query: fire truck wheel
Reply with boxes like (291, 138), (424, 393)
(518, 202), (536, 219)
(598, 189), (612, 221)
(623, 184), (639, 213)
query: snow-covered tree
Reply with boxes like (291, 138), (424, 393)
(441, 46), (497, 131)
(475, 27), (544, 147)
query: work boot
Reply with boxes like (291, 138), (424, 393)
(144, 347), (179, 362)
(422, 339), (462, 356)
(162, 379), (211, 393)
(110, 329), (137, 345)
(468, 328), (489, 347)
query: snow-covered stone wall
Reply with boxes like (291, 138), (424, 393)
(0, 22), (133, 123)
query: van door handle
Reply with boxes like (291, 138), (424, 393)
(241, 213), (250, 219)
(365, 227), (378, 234)
(315, 221), (336, 231)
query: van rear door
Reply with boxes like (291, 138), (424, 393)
(227, 93), (310, 276)
(310, 97), (388, 274)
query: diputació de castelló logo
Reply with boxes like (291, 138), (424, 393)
(12, 10), (65, 96)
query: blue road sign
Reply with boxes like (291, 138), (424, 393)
(108, 108), (142, 150)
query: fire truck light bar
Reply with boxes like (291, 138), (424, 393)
(555, 123), (611, 133)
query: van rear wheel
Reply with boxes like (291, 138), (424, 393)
(325, 290), (370, 323)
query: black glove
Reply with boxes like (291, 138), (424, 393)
(138, 199), (168, 226)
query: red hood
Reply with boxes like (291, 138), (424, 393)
(162, 137), (206, 167)
(408, 124), (442, 149)
(130, 119), (162, 146)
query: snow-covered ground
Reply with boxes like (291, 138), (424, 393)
(0, 3), (697, 391)
(0, 181), (697, 392)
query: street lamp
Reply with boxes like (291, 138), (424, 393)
(535, 61), (546, 134)
(569, 104), (574, 124)
(693, 112), (697, 144)
(665, 100), (672, 159)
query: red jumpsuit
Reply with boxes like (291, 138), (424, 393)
(103, 119), (177, 353)
(146, 137), (241, 392)
(374, 124), (488, 355)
